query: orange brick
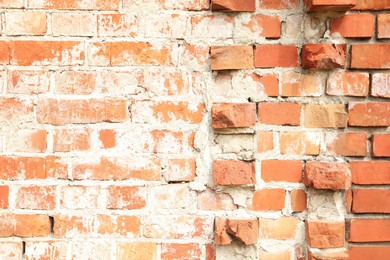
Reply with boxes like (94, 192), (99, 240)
(302, 44), (346, 69)
(291, 190), (307, 212)
(260, 250), (292, 260)
(372, 134), (390, 157)
(98, 129), (116, 149)
(0, 0), (24, 8)
(371, 73), (390, 98)
(179, 44), (209, 71)
(304, 104), (348, 128)
(304, 162), (351, 190)
(351, 161), (390, 185)
(240, 15), (281, 38)
(326, 132), (367, 156)
(206, 244), (215, 260)
(249, 74), (279, 97)
(352, 0), (390, 10)
(211, 46), (254, 70)
(10, 41), (84, 66)
(45, 156), (68, 179)
(215, 218), (259, 245)
(213, 160), (256, 185)
(73, 157), (161, 181)
(212, 103), (256, 128)
(352, 189), (390, 213)
(260, 0), (299, 9)
(161, 243), (202, 260)
(378, 14), (390, 39)
(0, 157), (44, 180)
(258, 102), (302, 126)
(282, 72), (323, 97)
(8, 70), (50, 94)
(257, 132), (274, 153)
(259, 217), (300, 239)
(6, 129), (47, 153)
(151, 130), (184, 154)
(55, 71), (96, 94)
(15, 186), (55, 210)
(28, 0), (119, 10)
(349, 246), (390, 260)
(261, 160), (303, 183)
(0, 98), (34, 121)
(5, 11), (46, 36)
(351, 44), (390, 69)
(144, 69), (190, 96)
(54, 214), (140, 238)
(330, 13), (374, 38)
(0, 214), (50, 237)
(280, 132), (321, 155)
(53, 128), (91, 152)
(349, 219), (390, 242)
(97, 14), (137, 37)
(107, 186), (146, 210)
(165, 159), (196, 182)
(254, 45), (299, 68)
(327, 72), (369, 97)
(349, 102), (390, 126)
(0, 242), (22, 259)
(0, 41), (10, 65)
(306, 221), (345, 248)
(197, 189), (237, 210)
(25, 241), (67, 260)
(305, 0), (356, 11)
(252, 189), (285, 211)
(212, 0), (255, 11)
(116, 243), (157, 260)
(37, 99), (127, 125)
(0, 186), (9, 208)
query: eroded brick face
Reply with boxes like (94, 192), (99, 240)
(1, 0), (389, 259)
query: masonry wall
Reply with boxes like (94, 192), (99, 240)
(0, 0), (389, 259)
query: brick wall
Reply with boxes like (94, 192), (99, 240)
(0, 0), (389, 259)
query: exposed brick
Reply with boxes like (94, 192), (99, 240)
(59, 186), (102, 210)
(371, 73), (390, 98)
(348, 102), (390, 126)
(55, 71), (96, 95)
(352, 189), (390, 213)
(107, 186), (146, 210)
(259, 217), (300, 239)
(0, 0), (24, 8)
(53, 128), (91, 152)
(52, 12), (95, 36)
(15, 186), (55, 210)
(282, 72), (323, 97)
(161, 243), (202, 260)
(159, 0), (210, 11)
(254, 45), (299, 68)
(304, 162), (351, 190)
(291, 190), (307, 212)
(302, 44), (346, 69)
(351, 44), (390, 69)
(260, 0), (299, 9)
(372, 134), (390, 157)
(0, 186), (9, 208)
(210, 46), (254, 70)
(5, 11), (46, 36)
(213, 160), (255, 185)
(116, 243), (157, 260)
(304, 104), (348, 128)
(211, 0), (255, 12)
(257, 132), (274, 153)
(261, 160), (303, 183)
(280, 132), (321, 155)
(377, 14), (390, 39)
(309, 250), (349, 260)
(349, 219), (390, 242)
(305, 0), (356, 11)
(326, 72), (369, 97)
(251, 189), (285, 211)
(215, 218), (259, 245)
(0, 214), (51, 237)
(352, 0), (390, 10)
(330, 13), (374, 38)
(249, 74), (279, 97)
(197, 189), (237, 210)
(6, 129), (47, 153)
(165, 159), (196, 182)
(258, 102), (302, 126)
(28, 0), (120, 10)
(8, 70), (50, 94)
(0, 242), (22, 259)
(97, 14), (137, 37)
(349, 246), (390, 260)
(212, 103), (256, 128)
(326, 132), (367, 157)
(240, 15), (281, 39)
(306, 221), (345, 248)
(351, 161), (390, 185)
(191, 14), (234, 39)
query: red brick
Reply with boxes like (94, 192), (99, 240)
(291, 190), (307, 212)
(352, 189), (390, 213)
(212, 103), (256, 128)
(349, 246), (390, 260)
(206, 244), (215, 260)
(304, 104), (348, 128)
(241, 15), (281, 39)
(349, 219), (390, 242)
(352, 0), (390, 10)
(282, 72), (323, 97)
(73, 157), (161, 181)
(302, 44), (346, 69)
(10, 41), (84, 66)
(212, 0), (255, 11)
(304, 162), (351, 190)
(305, 0), (356, 11)
(54, 214), (140, 238)
(260, 0), (299, 9)
(330, 13), (374, 38)
(53, 128), (91, 152)
(257, 132), (274, 153)
(306, 221), (345, 248)
(349, 102), (390, 126)
(309, 250), (348, 260)
(371, 73), (390, 98)
(249, 74), (278, 97)
(210, 46), (254, 70)
(215, 218), (259, 245)
(259, 217), (300, 240)
(326, 72), (369, 97)
(261, 160), (303, 183)
(351, 44), (390, 69)
(161, 243), (202, 260)
(254, 45), (299, 68)
(0, 98), (34, 121)
(28, 0), (119, 10)
(351, 161), (390, 185)
(37, 99), (127, 125)
(0, 186), (9, 208)
(98, 129), (116, 149)
(213, 160), (255, 185)
(378, 14), (390, 39)
(326, 132), (367, 156)
(0, 157), (46, 180)
(15, 186), (55, 210)
(0, 214), (50, 237)
(280, 132), (321, 155)
(372, 134), (390, 157)
(107, 186), (146, 210)
(251, 189), (285, 211)
(258, 102), (302, 126)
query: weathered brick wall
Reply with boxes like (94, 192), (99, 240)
(0, 0), (389, 259)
